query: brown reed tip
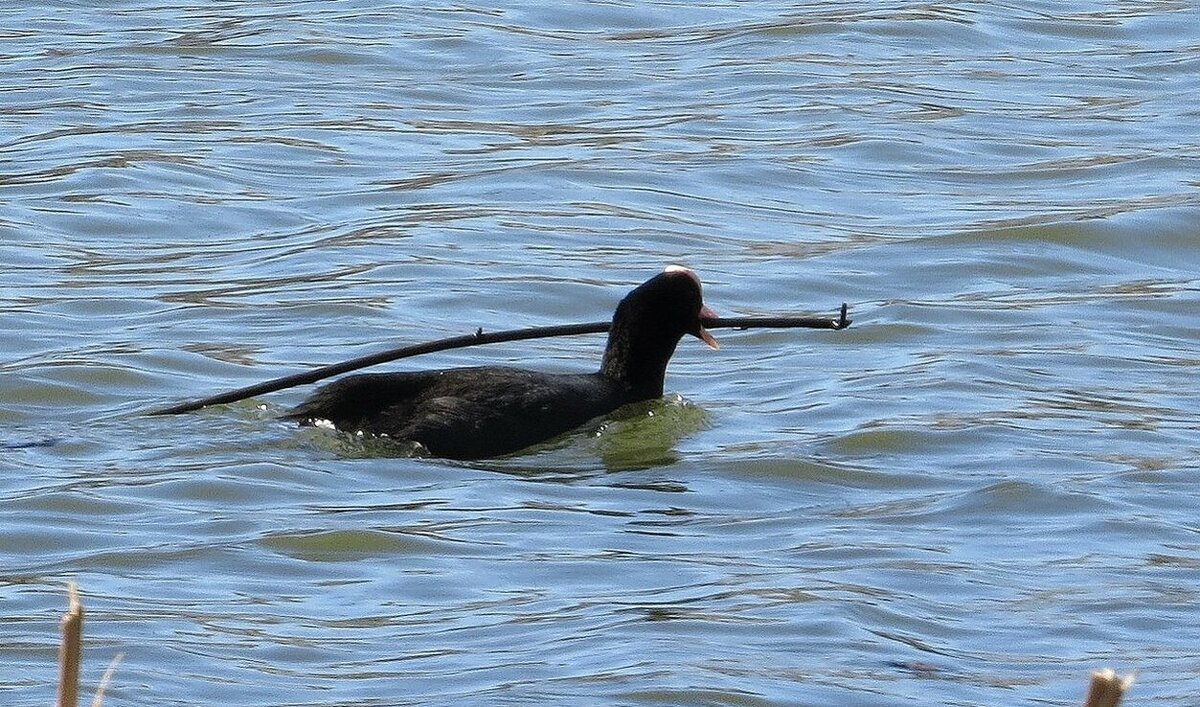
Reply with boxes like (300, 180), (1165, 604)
(56, 581), (84, 707)
(1083, 668), (1135, 707)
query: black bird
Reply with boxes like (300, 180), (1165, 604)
(283, 266), (718, 459)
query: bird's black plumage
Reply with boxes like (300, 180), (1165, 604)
(283, 266), (717, 459)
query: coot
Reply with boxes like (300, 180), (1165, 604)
(283, 266), (719, 459)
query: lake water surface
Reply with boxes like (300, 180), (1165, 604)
(3, 2), (1199, 705)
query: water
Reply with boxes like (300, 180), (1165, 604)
(3, 1), (1199, 704)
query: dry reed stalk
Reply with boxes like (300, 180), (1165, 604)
(1083, 668), (1135, 707)
(91, 652), (124, 707)
(56, 582), (83, 707)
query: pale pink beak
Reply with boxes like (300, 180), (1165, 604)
(697, 304), (719, 350)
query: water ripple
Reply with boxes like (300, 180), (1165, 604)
(4, 1), (1199, 705)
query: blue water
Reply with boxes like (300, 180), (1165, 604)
(3, 2), (1199, 704)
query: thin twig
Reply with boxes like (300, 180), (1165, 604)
(147, 307), (851, 416)
(56, 582), (83, 707)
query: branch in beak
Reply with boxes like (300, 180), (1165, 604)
(696, 304), (719, 350)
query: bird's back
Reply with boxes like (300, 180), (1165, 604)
(284, 367), (628, 459)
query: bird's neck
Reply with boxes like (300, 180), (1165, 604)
(599, 322), (680, 401)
